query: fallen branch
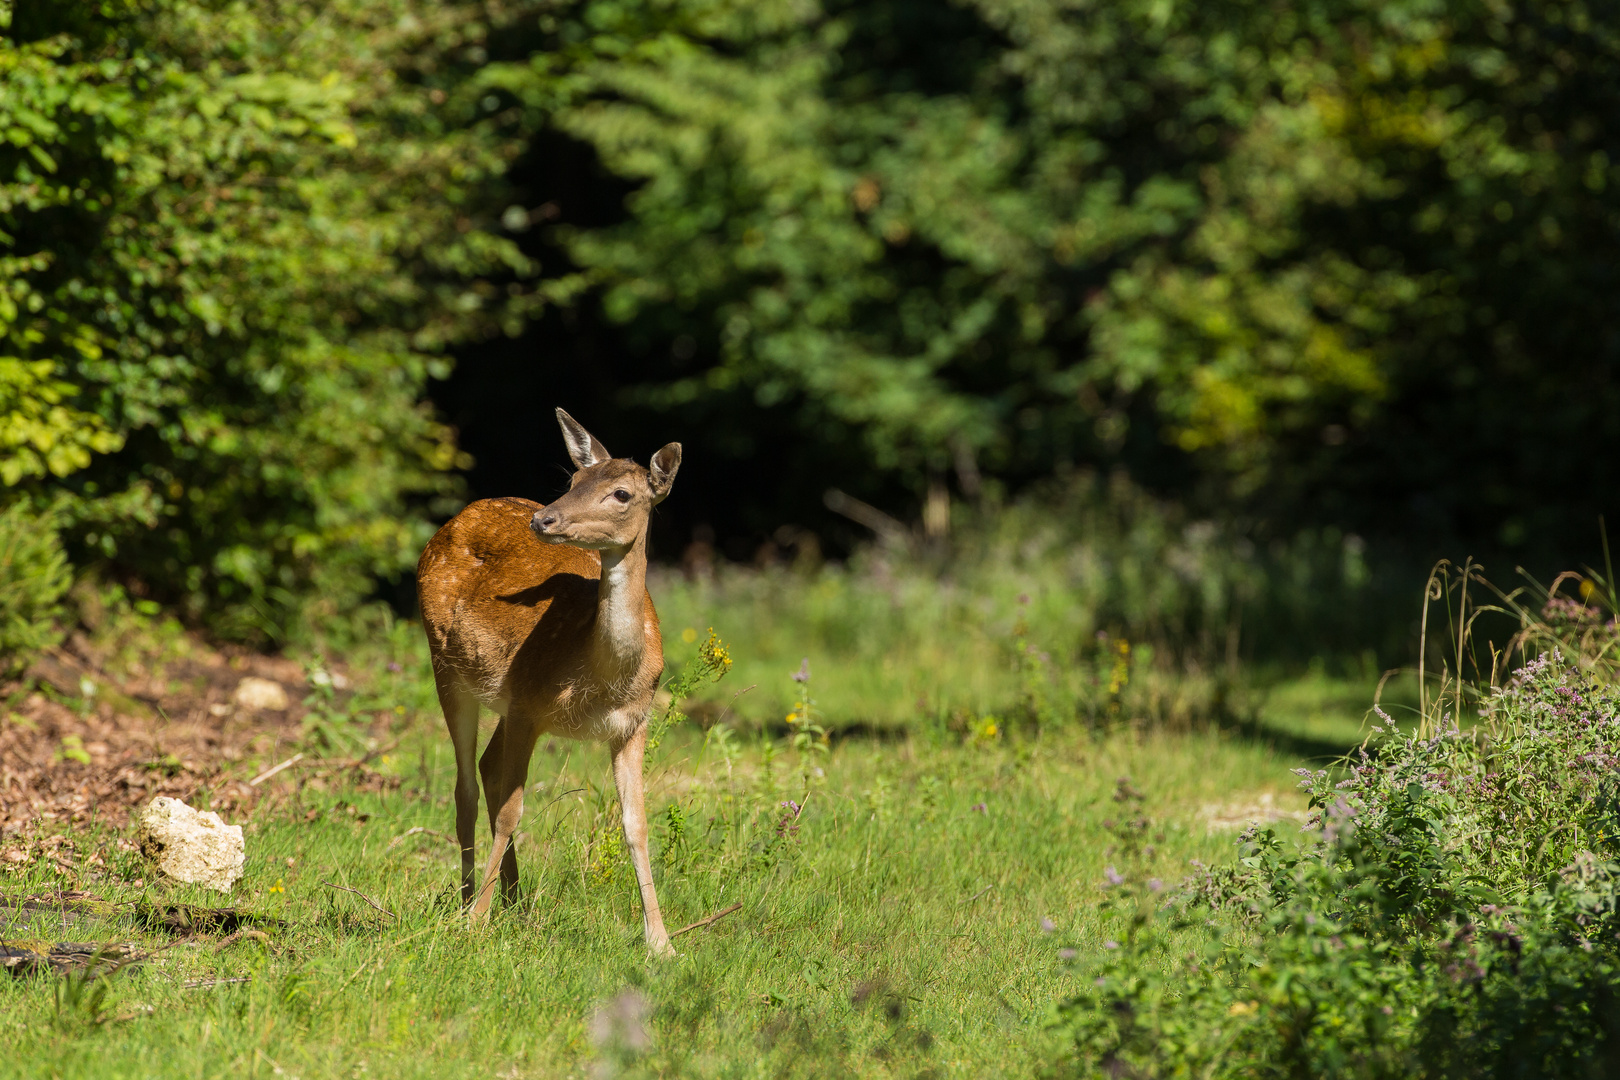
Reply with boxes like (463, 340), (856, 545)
(210, 929), (270, 952)
(136, 899), (284, 935)
(321, 880), (397, 921)
(313, 738), (401, 776)
(184, 975), (252, 990)
(823, 489), (911, 547)
(961, 884), (995, 906)
(248, 753), (303, 787)
(670, 901), (743, 940)
(385, 826), (457, 850)
(2, 940), (147, 977)
(98, 1004), (156, 1024)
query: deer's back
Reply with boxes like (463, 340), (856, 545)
(418, 498), (607, 707)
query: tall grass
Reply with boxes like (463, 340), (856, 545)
(655, 472), (1387, 734)
(1404, 538), (1620, 736)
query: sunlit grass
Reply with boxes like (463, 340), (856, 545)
(0, 718), (1307, 1079)
(0, 556), (1388, 1079)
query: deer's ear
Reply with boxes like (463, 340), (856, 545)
(556, 408), (611, 470)
(649, 442), (682, 503)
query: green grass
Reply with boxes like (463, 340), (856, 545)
(1242, 668), (1423, 754)
(0, 715), (1308, 1079)
(1, 551), (1390, 1079)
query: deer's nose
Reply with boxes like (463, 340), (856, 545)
(533, 510), (560, 532)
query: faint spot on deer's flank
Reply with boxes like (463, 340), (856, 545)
(1199, 791), (1309, 833)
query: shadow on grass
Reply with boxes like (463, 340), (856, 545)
(1217, 714), (1357, 767)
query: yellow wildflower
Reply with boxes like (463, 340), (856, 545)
(699, 628), (732, 672)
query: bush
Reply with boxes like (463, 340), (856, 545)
(1, 0), (540, 637)
(0, 499), (70, 670)
(1048, 655), (1620, 1078)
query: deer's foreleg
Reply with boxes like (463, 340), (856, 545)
(611, 722), (673, 956)
(437, 680), (482, 907)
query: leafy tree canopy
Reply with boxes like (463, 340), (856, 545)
(497, 0), (1619, 545)
(4, 0), (1618, 638)
(1, 0), (545, 635)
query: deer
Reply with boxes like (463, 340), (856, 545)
(416, 408), (681, 955)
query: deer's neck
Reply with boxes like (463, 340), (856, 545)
(594, 537), (648, 674)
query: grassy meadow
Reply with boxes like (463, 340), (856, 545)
(0, 565), (1386, 1080)
(1, 722), (1308, 1079)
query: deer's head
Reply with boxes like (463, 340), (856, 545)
(530, 408), (681, 551)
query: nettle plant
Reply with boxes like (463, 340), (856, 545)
(1297, 657), (1620, 919)
(1050, 654), (1620, 1079)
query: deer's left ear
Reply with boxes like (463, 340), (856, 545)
(556, 407), (611, 470)
(649, 443), (682, 503)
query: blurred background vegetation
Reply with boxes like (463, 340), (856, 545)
(2, 0), (1616, 692)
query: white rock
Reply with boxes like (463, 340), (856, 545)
(136, 797), (245, 893)
(233, 676), (289, 712)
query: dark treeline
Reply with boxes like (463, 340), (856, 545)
(2, 0), (1617, 659)
(451, 0), (1620, 581)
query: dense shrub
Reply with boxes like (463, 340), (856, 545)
(0, 0), (540, 636)
(1049, 655), (1620, 1078)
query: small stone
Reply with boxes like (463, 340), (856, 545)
(233, 677), (288, 712)
(136, 797), (245, 893)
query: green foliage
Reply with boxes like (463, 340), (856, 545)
(1049, 656), (1620, 1078)
(7, 0), (1612, 647)
(483, 0), (1620, 539)
(0, 359), (122, 486)
(0, 0), (547, 635)
(654, 472), (1384, 730)
(0, 497), (69, 667)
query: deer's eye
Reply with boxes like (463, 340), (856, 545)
(613, 489), (632, 503)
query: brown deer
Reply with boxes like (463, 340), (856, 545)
(417, 409), (681, 954)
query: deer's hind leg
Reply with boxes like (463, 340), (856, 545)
(479, 715), (521, 905)
(435, 676), (482, 907)
(471, 709), (541, 919)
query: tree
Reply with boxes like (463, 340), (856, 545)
(1, 0), (546, 635)
(485, 0), (1619, 550)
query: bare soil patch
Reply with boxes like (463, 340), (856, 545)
(1, 627), (394, 862)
